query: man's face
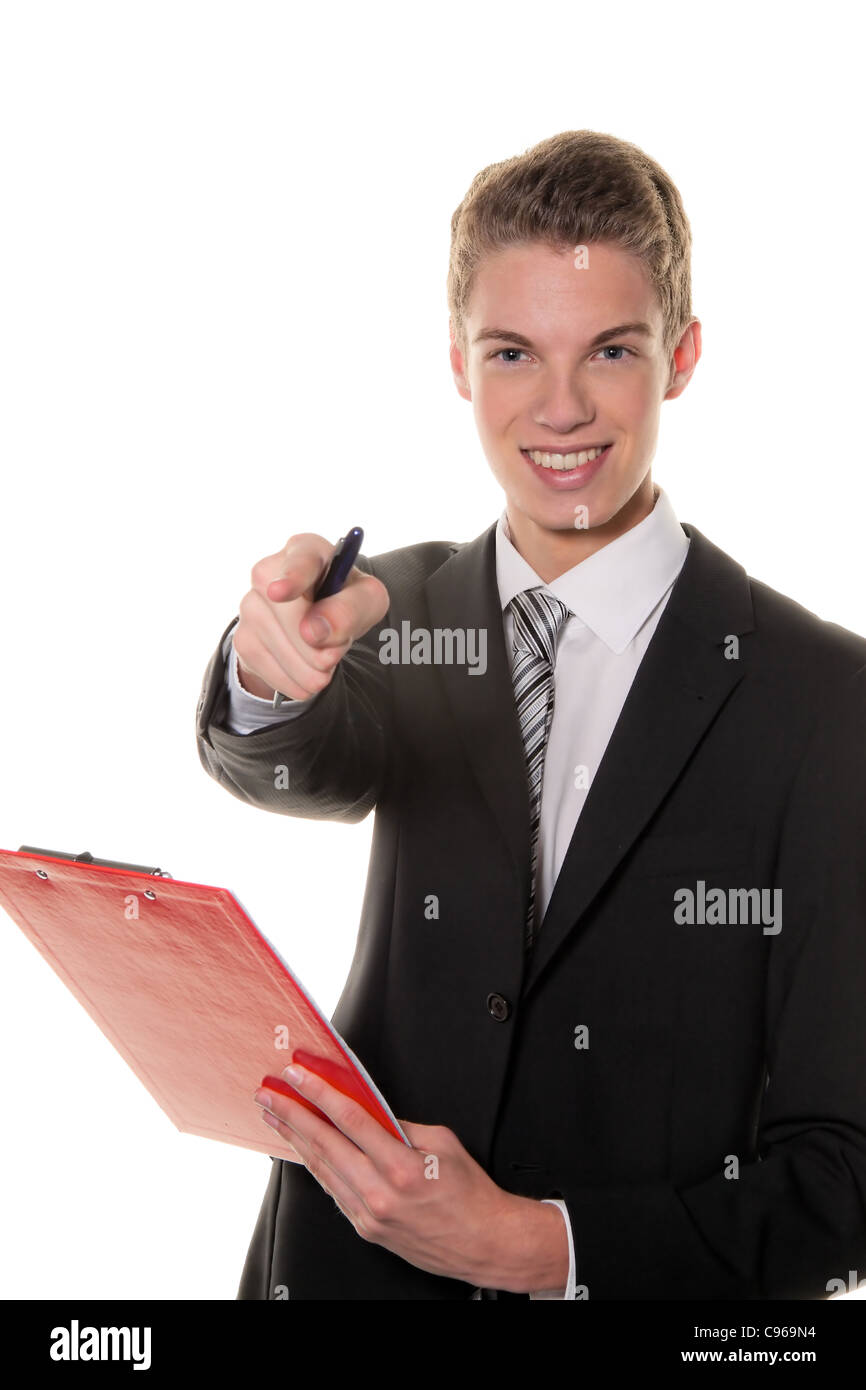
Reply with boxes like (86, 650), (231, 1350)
(450, 239), (699, 576)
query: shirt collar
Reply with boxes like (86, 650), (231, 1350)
(494, 484), (690, 654)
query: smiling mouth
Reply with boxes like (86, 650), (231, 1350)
(522, 445), (610, 471)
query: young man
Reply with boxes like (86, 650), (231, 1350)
(195, 131), (866, 1300)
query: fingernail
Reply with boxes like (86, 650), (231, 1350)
(306, 616), (330, 642)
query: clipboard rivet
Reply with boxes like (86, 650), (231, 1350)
(143, 889), (157, 900)
(35, 868), (49, 879)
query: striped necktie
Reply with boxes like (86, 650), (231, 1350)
(509, 588), (571, 950)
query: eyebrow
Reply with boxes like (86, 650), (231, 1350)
(472, 321), (655, 349)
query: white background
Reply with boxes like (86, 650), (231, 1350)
(0, 0), (863, 1301)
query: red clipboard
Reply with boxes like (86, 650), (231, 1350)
(0, 845), (411, 1158)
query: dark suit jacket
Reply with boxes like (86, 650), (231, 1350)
(195, 519), (866, 1300)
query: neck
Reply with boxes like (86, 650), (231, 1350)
(506, 478), (657, 583)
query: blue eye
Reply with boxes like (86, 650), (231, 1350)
(490, 344), (634, 365)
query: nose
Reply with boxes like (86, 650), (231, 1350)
(532, 370), (595, 435)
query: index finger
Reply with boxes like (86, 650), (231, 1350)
(265, 534), (332, 603)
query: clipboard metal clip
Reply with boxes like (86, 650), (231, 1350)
(18, 846), (173, 879)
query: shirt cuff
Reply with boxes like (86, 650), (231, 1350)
(527, 1199), (576, 1299)
(221, 622), (319, 734)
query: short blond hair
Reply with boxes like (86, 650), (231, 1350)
(447, 130), (693, 365)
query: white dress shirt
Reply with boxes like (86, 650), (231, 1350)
(219, 484), (690, 1299)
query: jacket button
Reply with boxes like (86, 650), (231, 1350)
(487, 992), (511, 1021)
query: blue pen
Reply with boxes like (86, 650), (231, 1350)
(272, 527), (364, 709)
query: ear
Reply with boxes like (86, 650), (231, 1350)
(664, 319), (702, 401)
(449, 318), (472, 401)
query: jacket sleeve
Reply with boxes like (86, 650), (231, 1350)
(556, 662), (866, 1300)
(195, 553), (393, 824)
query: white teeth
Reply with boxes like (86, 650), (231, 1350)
(527, 446), (606, 470)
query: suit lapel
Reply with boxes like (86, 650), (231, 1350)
(425, 523), (533, 900)
(526, 521), (755, 993)
(425, 519), (756, 996)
